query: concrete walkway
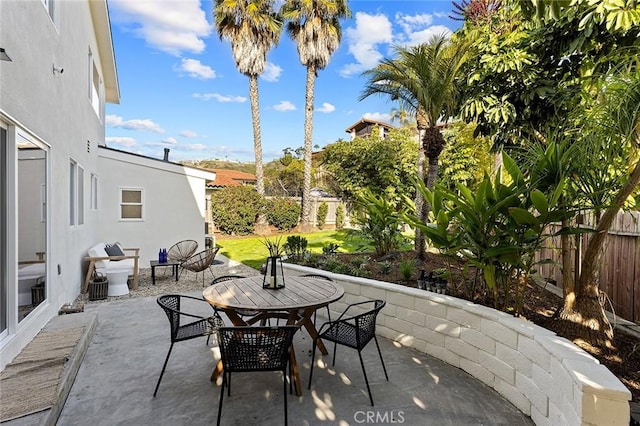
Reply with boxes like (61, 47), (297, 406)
(6, 257), (533, 426)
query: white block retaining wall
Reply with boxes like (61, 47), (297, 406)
(283, 263), (631, 426)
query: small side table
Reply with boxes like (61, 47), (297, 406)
(107, 269), (130, 297)
(150, 260), (181, 285)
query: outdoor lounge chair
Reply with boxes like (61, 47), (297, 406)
(180, 247), (219, 287)
(216, 326), (298, 426)
(153, 294), (225, 397)
(308, 299), (388, 406)
(167, 239), (198, 263)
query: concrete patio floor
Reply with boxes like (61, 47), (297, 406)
(7, 257), (533, 426)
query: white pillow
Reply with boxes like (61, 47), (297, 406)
(88, 244), (110, 269)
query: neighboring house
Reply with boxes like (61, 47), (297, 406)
(0, 1), (213, 370)
(344, 118), (396, 140)
(206, 169), (257, 189)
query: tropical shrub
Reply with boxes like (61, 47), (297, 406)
(265, 197), (300, 230)
(348, 189), (410, 256)
(283, 235), (308, 261)
(316, 201), (328, 229)
(211, 186), (264, 235)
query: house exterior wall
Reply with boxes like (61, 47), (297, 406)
(98, 149), (214, 265)
(0, 0), (116, 369)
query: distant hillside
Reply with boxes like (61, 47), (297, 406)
(181, 159), (256, 174)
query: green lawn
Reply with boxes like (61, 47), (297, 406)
(216, 230), (361, 270)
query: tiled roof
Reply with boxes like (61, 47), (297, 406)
(207, 169), (257, 188)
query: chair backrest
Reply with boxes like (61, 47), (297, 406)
(354, 300), (386, 349)
(218, 326), (298, 373)
(212, 275), (246, 285)
(301, 273), (333, 281)
(182, 247), (219, 271)
(157, 294), (182, 340)
(168, 240), (198, 262)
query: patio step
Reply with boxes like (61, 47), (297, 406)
(2, 310), (97, 426)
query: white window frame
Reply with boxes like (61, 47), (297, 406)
(88, 50), (102, 117)
(69, 160), (84, 226)
(90, 173), (98, 210)
(120, 187), (144, 221)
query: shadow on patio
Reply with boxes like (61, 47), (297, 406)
(49, 292), (531, 425)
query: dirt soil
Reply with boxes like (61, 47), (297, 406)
(327, 251), (640, 403)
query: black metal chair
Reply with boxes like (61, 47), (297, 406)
(153, 294), (225, 397)
(180, 247), (219, 287)
(308, 300), (388, 406)
(216, 326), (298, 426)
(301, 273), (333, 324)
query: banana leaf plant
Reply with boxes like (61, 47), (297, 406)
(405, 152), (579, 316)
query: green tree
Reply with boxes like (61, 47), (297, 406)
(264, 149), (304, 196)
(213, 0), (282, 205)
(360, 35), (470, 257)
(281, 0), (350, 232)
(321, 127), (418, 204)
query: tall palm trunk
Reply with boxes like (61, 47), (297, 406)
(299, 65), (316, 232)
(249, 75), (269, 233)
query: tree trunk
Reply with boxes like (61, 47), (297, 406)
(414, 128), (427, 258)
(249, 75), (269, 234)
(560, 219), (575, 310)
(557, 153), (640, 346)
(299, 65), (316, 233)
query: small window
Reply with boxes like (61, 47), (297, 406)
(88, 50), (101, 117)
(120, 188), (143, 220)
(70, 160), (84, 226)
(70, 161), (76, 226)
(91, 174), (98, 210)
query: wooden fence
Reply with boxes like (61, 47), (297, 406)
(536, 211), (640, 322)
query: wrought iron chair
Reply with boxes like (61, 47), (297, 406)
(153, 294), (225, 397)
(180, 247), (219, 287)
(216, 326), (298, 426)
(301, 273), (333, 325)
(167, 239), (198, 263)
(308, 299), (388, 406)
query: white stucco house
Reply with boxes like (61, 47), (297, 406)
(0, 0), (214, 370)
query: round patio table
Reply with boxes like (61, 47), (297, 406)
(203, 275), (344, 396)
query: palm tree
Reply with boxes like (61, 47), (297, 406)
(360, 35), (469, 257)
(280, 0), (350, 232)
(213, 0), (282, 200)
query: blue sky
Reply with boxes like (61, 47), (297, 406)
(105, 0), (461, 163)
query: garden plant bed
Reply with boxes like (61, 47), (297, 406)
(294, 250), (640, 403)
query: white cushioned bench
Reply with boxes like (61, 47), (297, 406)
(83, 243), (139, 294)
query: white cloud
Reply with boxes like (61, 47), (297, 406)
(109, 0), (212, 56)
(105, 136), (137, 147)
(395, 13), (434, 34)
(192, 93), (247, 103)
(316, 102), (335, 113)
(340, 12), (393, 77)
(182, 143), (208, 151)
(177, 58), (216, 79)
(180, 130), (199, 138)
(162, 137), (178, 145)
(261, 62), (282, 82)
(106, 114), (165, 133)
(363, 112), (392, 123)
(273, 101), (296, 112)
(405, 25), (452, 46)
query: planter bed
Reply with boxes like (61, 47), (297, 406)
(283, 263), (631, 426)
